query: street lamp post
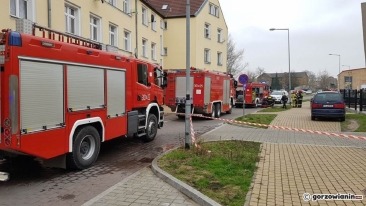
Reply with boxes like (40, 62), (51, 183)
(269, 28), (291, 97)
(329, 54), (341, 90)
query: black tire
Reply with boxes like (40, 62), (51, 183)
(311, 116), (315, 121)
(67, 126), (101, 170)
(215, 103), (221, 118)
(211, 105), (216, 119)
(340, 117), (345, 122)
(142, 114), (158, 142)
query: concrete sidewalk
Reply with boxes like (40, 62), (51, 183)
(83, 102), (366, 206)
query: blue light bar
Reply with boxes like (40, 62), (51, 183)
(8, 31), (22, 46)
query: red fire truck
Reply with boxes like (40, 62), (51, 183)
(165, 68), (236, 118)
(0, 25), (166, 174)
(236, 82), (270, 107)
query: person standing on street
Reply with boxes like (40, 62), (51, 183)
(281, 92), (288, 109)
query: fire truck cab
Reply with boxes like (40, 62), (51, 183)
(236, 82), (270, 107)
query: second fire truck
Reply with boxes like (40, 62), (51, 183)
(165, 68), (237, 118)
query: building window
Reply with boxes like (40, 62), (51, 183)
(10, 0), (34, 20)
(65, 4), (80, 35)
(142, 7), (148, 26)
(123, 30), (131, 51)
(204, 23), (210, 39)
(209, 4), (219, 17)
(90, 15), (101, 41)
(109, 24), (118, 46)
(204, 49), (211, 64)
(217, 52), (222, 66)
(151, 43), (156, 60)
(108, 0), (116, 6)
(123, 0), (130, 14)
(142, 39), (148, 58)
(217, 28), (222, 43)
(151, 14), (156, 31)
(160, 20), (167, 29)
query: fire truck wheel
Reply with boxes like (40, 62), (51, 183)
(215, 104), (221, 118)
(67, 126), (101, 170)
(255, 99), (260, 108)
(143, 114), (158, 142)
(211, 106), (216, 119)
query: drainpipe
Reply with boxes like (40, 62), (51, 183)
(135, 0), (138, 58)
(47, 0), (51, 28)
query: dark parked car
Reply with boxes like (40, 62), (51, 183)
(235, 95), (244, 108)
(311, 91), (345, 121)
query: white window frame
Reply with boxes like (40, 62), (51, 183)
(209, 4), (219, 17)
(10, 0), (35, 21)
(142, 7), (148, 26)
(109, 24), (118, 47)
(204, 49), (211, 64)
(217, 52), (222, 66)
(123, 30), (131, 52)
(151, 13), (157, 31)
(65, 4), (80, 35)
(151, 42), (156, 60)
(109, 0), (116, 6)
(204, 23), (211, 39)
(217, 28), (222, 43)
(90, 15), (101, 42)
(122, 0), (130, 14)
(142, 39), (148, 58)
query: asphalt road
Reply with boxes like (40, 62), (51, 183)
(0, 106), (260, 206)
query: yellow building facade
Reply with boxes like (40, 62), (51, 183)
(339, 68), (366, 90)
(149, 0), (228, 72)
(2, 0), (228, 71)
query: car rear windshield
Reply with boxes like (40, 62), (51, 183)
(313, 93), (343, 102)
(271, 91), (282, 95)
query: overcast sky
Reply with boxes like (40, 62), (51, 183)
(219, 0), (365, 77)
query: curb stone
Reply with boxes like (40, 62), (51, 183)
(151, 148), (221, 206)
(243, 143), (263, 206)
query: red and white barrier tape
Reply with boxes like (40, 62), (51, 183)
(177, 113), (366, 141)
(189, 115), (200, 148)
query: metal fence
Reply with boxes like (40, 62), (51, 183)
(340, 89), (366, 111)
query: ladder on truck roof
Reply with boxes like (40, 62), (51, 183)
(32, 24), (102, 50)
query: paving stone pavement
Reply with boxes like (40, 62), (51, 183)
(83, 102), (366, 206)
(82, 166), (199, 206)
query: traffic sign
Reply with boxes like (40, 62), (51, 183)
(239, 74), (249, 84)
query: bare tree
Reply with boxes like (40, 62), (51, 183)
(227, 35), (246, 75)
(303, 70), (316, 90)
(255, 67), (265, 77)
(317, 69), (332, 90)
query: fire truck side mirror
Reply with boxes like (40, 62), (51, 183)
(161, 72), (168, 88)
(233, 80), (238, 88)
